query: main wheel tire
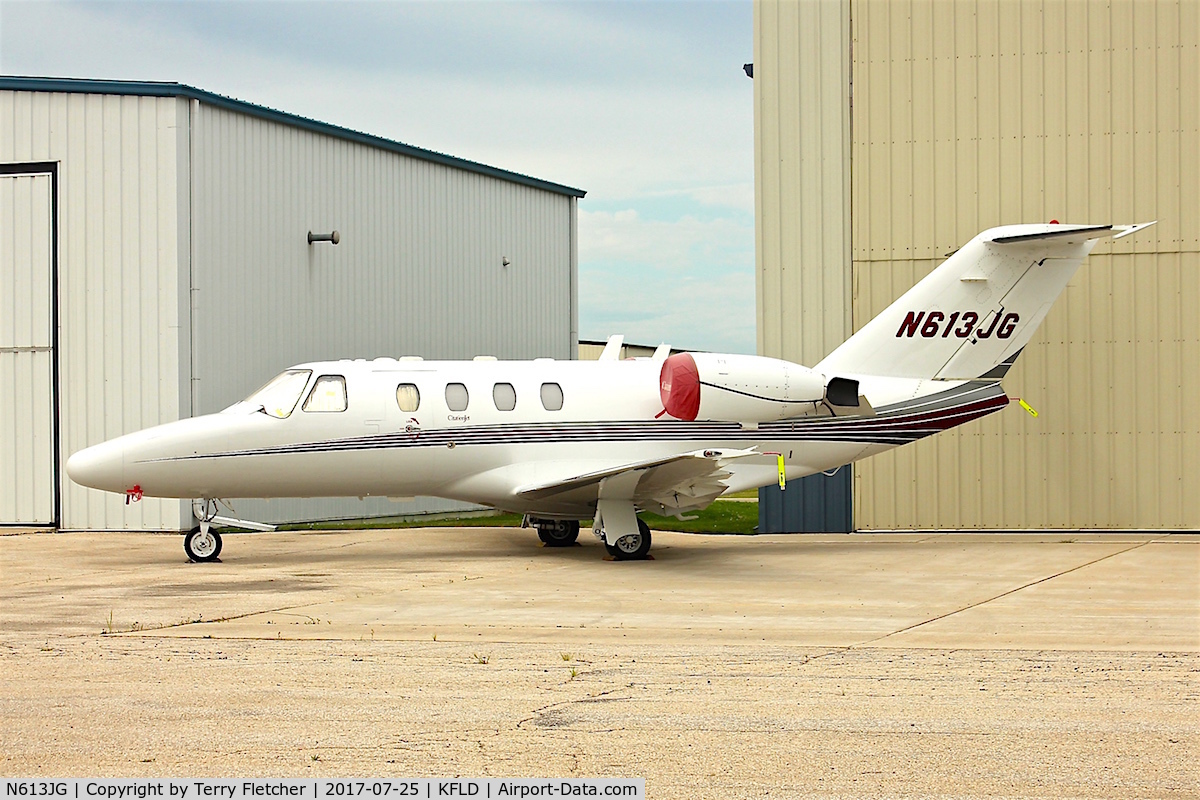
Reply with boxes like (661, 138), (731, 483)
(537, 519), (580, 547)
(604, 519), (652, 561)
(184, 527), (223, 562)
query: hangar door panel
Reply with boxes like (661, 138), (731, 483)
(0, 172), (55, 525)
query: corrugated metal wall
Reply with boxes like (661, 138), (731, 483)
(0, 91), (188, 530)
(754, 0), (855, 531)
(849, 0), (1200, 528)
(189, 103), (577, 523)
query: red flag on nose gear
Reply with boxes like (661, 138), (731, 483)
(659, 353), (701, 421)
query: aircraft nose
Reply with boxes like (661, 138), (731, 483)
(66, 440), (126, 493)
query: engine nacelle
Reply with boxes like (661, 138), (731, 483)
(659, 352), (830, 422)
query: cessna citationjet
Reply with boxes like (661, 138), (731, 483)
(68, 222), (1154, 561)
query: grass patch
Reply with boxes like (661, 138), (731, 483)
(274, 512), (525, 532)
(238, 501), (758, 536)
(641, 500), (758, 535)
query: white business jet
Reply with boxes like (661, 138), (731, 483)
(68, 222), (1154, 561)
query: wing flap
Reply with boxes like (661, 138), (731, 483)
(513, 448), (757, 506)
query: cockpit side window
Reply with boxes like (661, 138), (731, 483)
(244, 369), (312, 419)
(396, 383), (421, 413)
(303, 375), (348, 412)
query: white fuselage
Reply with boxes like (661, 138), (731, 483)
(66, 355), (998, 518)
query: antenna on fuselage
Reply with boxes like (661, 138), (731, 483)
(598, 335), (625, 361)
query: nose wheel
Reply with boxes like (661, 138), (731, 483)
(186, 499), (223, 562)
(184, 525), (223, 562)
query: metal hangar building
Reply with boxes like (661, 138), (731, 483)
(752, 0), (1199, 531)
(0, 76), (584, 532)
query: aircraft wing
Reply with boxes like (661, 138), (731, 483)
(513, 448), (759, 515)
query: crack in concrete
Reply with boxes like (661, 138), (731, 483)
(109, 601), (324, 634)
(515, 687), (624, 730)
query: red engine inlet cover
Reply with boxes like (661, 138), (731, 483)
(659, 353), (701, 421)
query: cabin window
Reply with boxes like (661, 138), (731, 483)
(303, 375), (348, 412)
(540, 382), (564, 411)
(445, 382), (469, 412)
(244, 369), (312, 419)
(493, 383), (517, 411)
(396, 383), (421, 413)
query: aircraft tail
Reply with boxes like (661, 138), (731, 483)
(817, 222), (1155, 381)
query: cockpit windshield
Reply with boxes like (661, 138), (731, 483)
(243, 369), (312, 419)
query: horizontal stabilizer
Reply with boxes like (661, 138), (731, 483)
(989, 224), (1113, 244)
(989, 221), (1155, 245)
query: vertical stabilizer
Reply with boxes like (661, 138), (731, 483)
(817, 223), (1153, 381)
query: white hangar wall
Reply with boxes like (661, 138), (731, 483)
(753, 0), (1200, 530)
(0, 78), (582, 531)
(0, 90), (190, 531)
(187, 101), (579, 524)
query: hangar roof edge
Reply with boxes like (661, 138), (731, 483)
(0, 76), (587, 199)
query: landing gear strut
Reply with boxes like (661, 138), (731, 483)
(185, 499), (223, 563)
(535, 518), (580, 547)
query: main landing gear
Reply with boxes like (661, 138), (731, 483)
(591, 498), (653, 561)
(185, 499), (223, 563)
(535, 518), (580, 547)
(603, 518), (652, 561)
(530, 513), (652, 560)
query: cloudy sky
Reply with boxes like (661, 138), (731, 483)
(0, 0), (756, 353)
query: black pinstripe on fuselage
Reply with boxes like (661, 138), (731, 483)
(139, 382), (1008, 464)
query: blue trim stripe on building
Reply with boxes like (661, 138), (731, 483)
(0, 76), (586, 199)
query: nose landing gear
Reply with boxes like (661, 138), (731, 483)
(184, 525), (223, 562)
(185, 499), (223, 563)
